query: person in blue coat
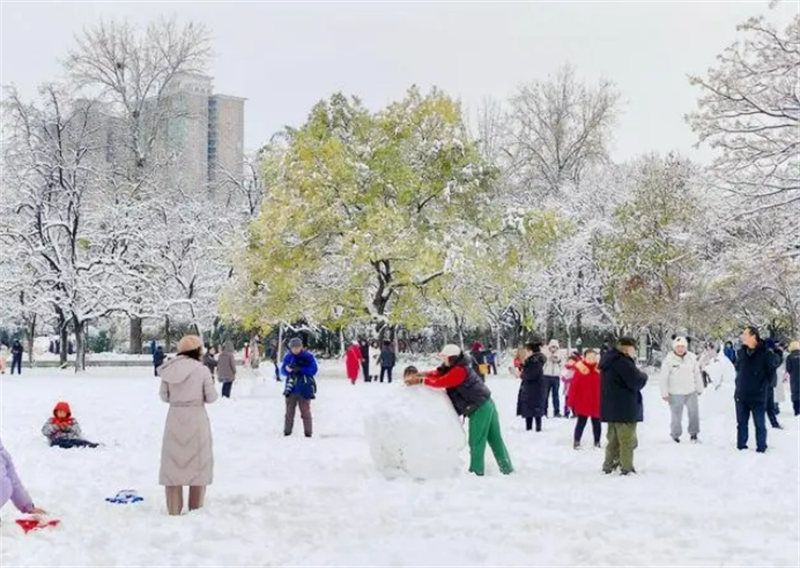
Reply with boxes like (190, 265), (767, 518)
(723, 341), (737, 365)
(153, 345), (165, 376)
(281, 338), (319, 437)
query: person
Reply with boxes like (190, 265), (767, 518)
(561, 353), (580, 418)
(569, 349), (602, 449)
(697, 342), (717, 388)
(404, 344), (513, 476)
(470, 342), (489, 382)
(153, 345), (165, 377)
(379, 340), (396, 383)
(41, 402), (99, 449)
(0, 344), (8, 375)
(764, 339), (783, 429)
(785, 341), (800, 416)
(723, 341), (737, 365)
(659, 337), (704, 443)
(203, 346), (218, 382)
(734, 326), (779, 453)
(486, 346), (498, 375)
(217, 342), (237, 399)
(1, 437), (46, 515)
(599, 337), (648, 475)
(359, 339), (371, 383)
(158, 335), (218, 515)
(516, 340), (546, 432)
(281, 338), (319, 437)
(543, 340), (563, 417)
(345, 341), (362, 385)
(11, 340), (23, 375)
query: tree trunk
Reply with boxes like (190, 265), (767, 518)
(276, 324), (285, 364)
(164, 316), (171, 352)
(73, 316), (87, 373)
(26, 315), (36, 365)
(129, 317), (143, 354)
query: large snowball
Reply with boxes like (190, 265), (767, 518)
(364, 384), (466, 480)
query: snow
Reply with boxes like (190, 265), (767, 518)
(1, 361), (798, 567)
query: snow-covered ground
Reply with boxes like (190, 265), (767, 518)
(1, 361), (798, 567)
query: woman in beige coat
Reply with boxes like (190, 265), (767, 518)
(158, 335), (218, 515)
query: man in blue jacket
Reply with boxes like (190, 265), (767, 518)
(281, 338), (319, 437)
(734, 326), (780, 453)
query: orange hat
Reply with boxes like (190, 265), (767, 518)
(177, 335), (203, 354)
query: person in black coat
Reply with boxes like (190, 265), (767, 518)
(10, 340), (23, 375)
(599, 337), (648, 475)
(786, 341), (800, 416)
(517, 340), (547, 432)
(763, 339), (783, 428)
(359, 339), (371, 383)
(153, 345), (165, 377)
(735, 326), (780, 453)
(379, 341), (396, 383)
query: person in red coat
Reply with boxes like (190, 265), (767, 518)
(569, 349), (602, 449)
(345, 342), (362, 385)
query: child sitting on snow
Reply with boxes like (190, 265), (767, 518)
(41, 402), (99, 449)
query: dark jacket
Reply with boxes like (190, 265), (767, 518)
(517, 353), (546, 419)
(153, 348), (165, 368)
(723, 346), (737, 365)
(426, 359), (491, 417)
(217, 346), (236, 382)
(203, 352), (218, 374)
(786, 350), (800, 401)
(599, 348), (648, 423)
(735, 343), (779, 403)
(11, 342), (23, 358)
(379, 346), (396, 368)
(281, 350), (319, 400)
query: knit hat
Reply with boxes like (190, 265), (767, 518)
(789, 340), (800, 352)
(438, 344), (462, 359)
(177, 335), (203, 354)
(471, 341), (483, 352)
(673, 337), (688, 350)
(288, 337), (303, 349)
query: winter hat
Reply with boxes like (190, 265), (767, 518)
(789, 340), (800, 352)
(438, 344), (462, 359)
(672, 337), (688, 351)
(52, 401), (72, 417)
(471, 342), (483, 352)
(288, 337), (304, 349)
(177, 335), (203, 354)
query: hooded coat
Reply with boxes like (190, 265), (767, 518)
(42, 401), (84, 442)
(345, 344), (362, 381)
(158, 355), (218, 486)
(217, 343), (236, 383)
(568, 360), (601, 419)
(735, 342), (779, 404)
(0, 437), (34, 513)
(599, 348), (648, 423)
(517, 352), (546, 418)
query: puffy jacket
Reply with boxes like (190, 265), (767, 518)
(379, 347), (396, 368)
(599, 348), (648, 423)
(659, 351), (704, 397)
(217, 345), (237, 382)
(543, 353), (562, 377)
(735, 343), (779, 403)
(424, 359), (491, 417)
(282, 350), (319, 400)
(0, 438), (33, 513)
(569, 361), (601, 419)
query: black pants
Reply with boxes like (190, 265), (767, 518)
(362, 363), (371, 383)
(765, 387), (780, 427)
(51, 439), (99, 449)
(489, 363), (498, 375)
(544, 376), (561, 416)
(11, 356), (22, 375)
(736, 399), (767, 452)
(793, 399), (800, 416)
(525, 416), (542, 432)
(221, 381), (233, 398)
(574, 415), (602, 445)
(380, 366), (394, 383)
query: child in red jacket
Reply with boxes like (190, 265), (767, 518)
(568, 350), (602, 449)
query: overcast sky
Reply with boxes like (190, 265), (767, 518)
(1, 1), (793, 161)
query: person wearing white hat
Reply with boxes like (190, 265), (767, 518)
(405, 344), (513, 476)
(659, 336), (704, 443)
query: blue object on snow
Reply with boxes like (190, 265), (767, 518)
(106, 490), (144, 504)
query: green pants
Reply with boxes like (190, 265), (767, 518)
(468, 399), (514, 476)
(603, 422), (638, 473)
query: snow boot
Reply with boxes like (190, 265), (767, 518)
(672, 436), (680, 443)
(620, 467), (637, 476)
(690, 434), (698, 443)
(573, 441), (580, 450)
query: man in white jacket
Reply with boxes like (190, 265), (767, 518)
(659, 336), (705, 443)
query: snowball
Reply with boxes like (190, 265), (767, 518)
(364, 384), (466, 480)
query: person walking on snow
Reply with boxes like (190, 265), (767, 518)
(784, 341), (800, 416)
(281, 338), (318, 437)
(470, 342), (489, 382)
(516, 340), (546, 432)
(379, 340), (396, 383)
(599, 337), (648, 475)
(217, 342), (237, 398)
(734, 326), (779, 453)
(1, 437), (46, 515)
(203, 346), (218, 382)
(153, 345), (165, 377)
(543, 340), (563, 417)
(569, 349), (602, 449)
(345, 341), (362, 385)
(764, 339), (783, 429)
(10, 340), (23, 375)
(659, 337), (704, 443)
(359, 339), (371, 383)
(404, 344), (513, 476)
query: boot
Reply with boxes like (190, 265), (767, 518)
(672, 436), (680, 443)
(573, 441), (580, 450)
(165, 486), (183, 516)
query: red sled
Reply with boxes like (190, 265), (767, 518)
(16, 518), (61, 534)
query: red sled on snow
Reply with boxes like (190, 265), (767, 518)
(15, 518), (61, 534)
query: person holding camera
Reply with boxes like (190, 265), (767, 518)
(281, 338), (319, 437)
